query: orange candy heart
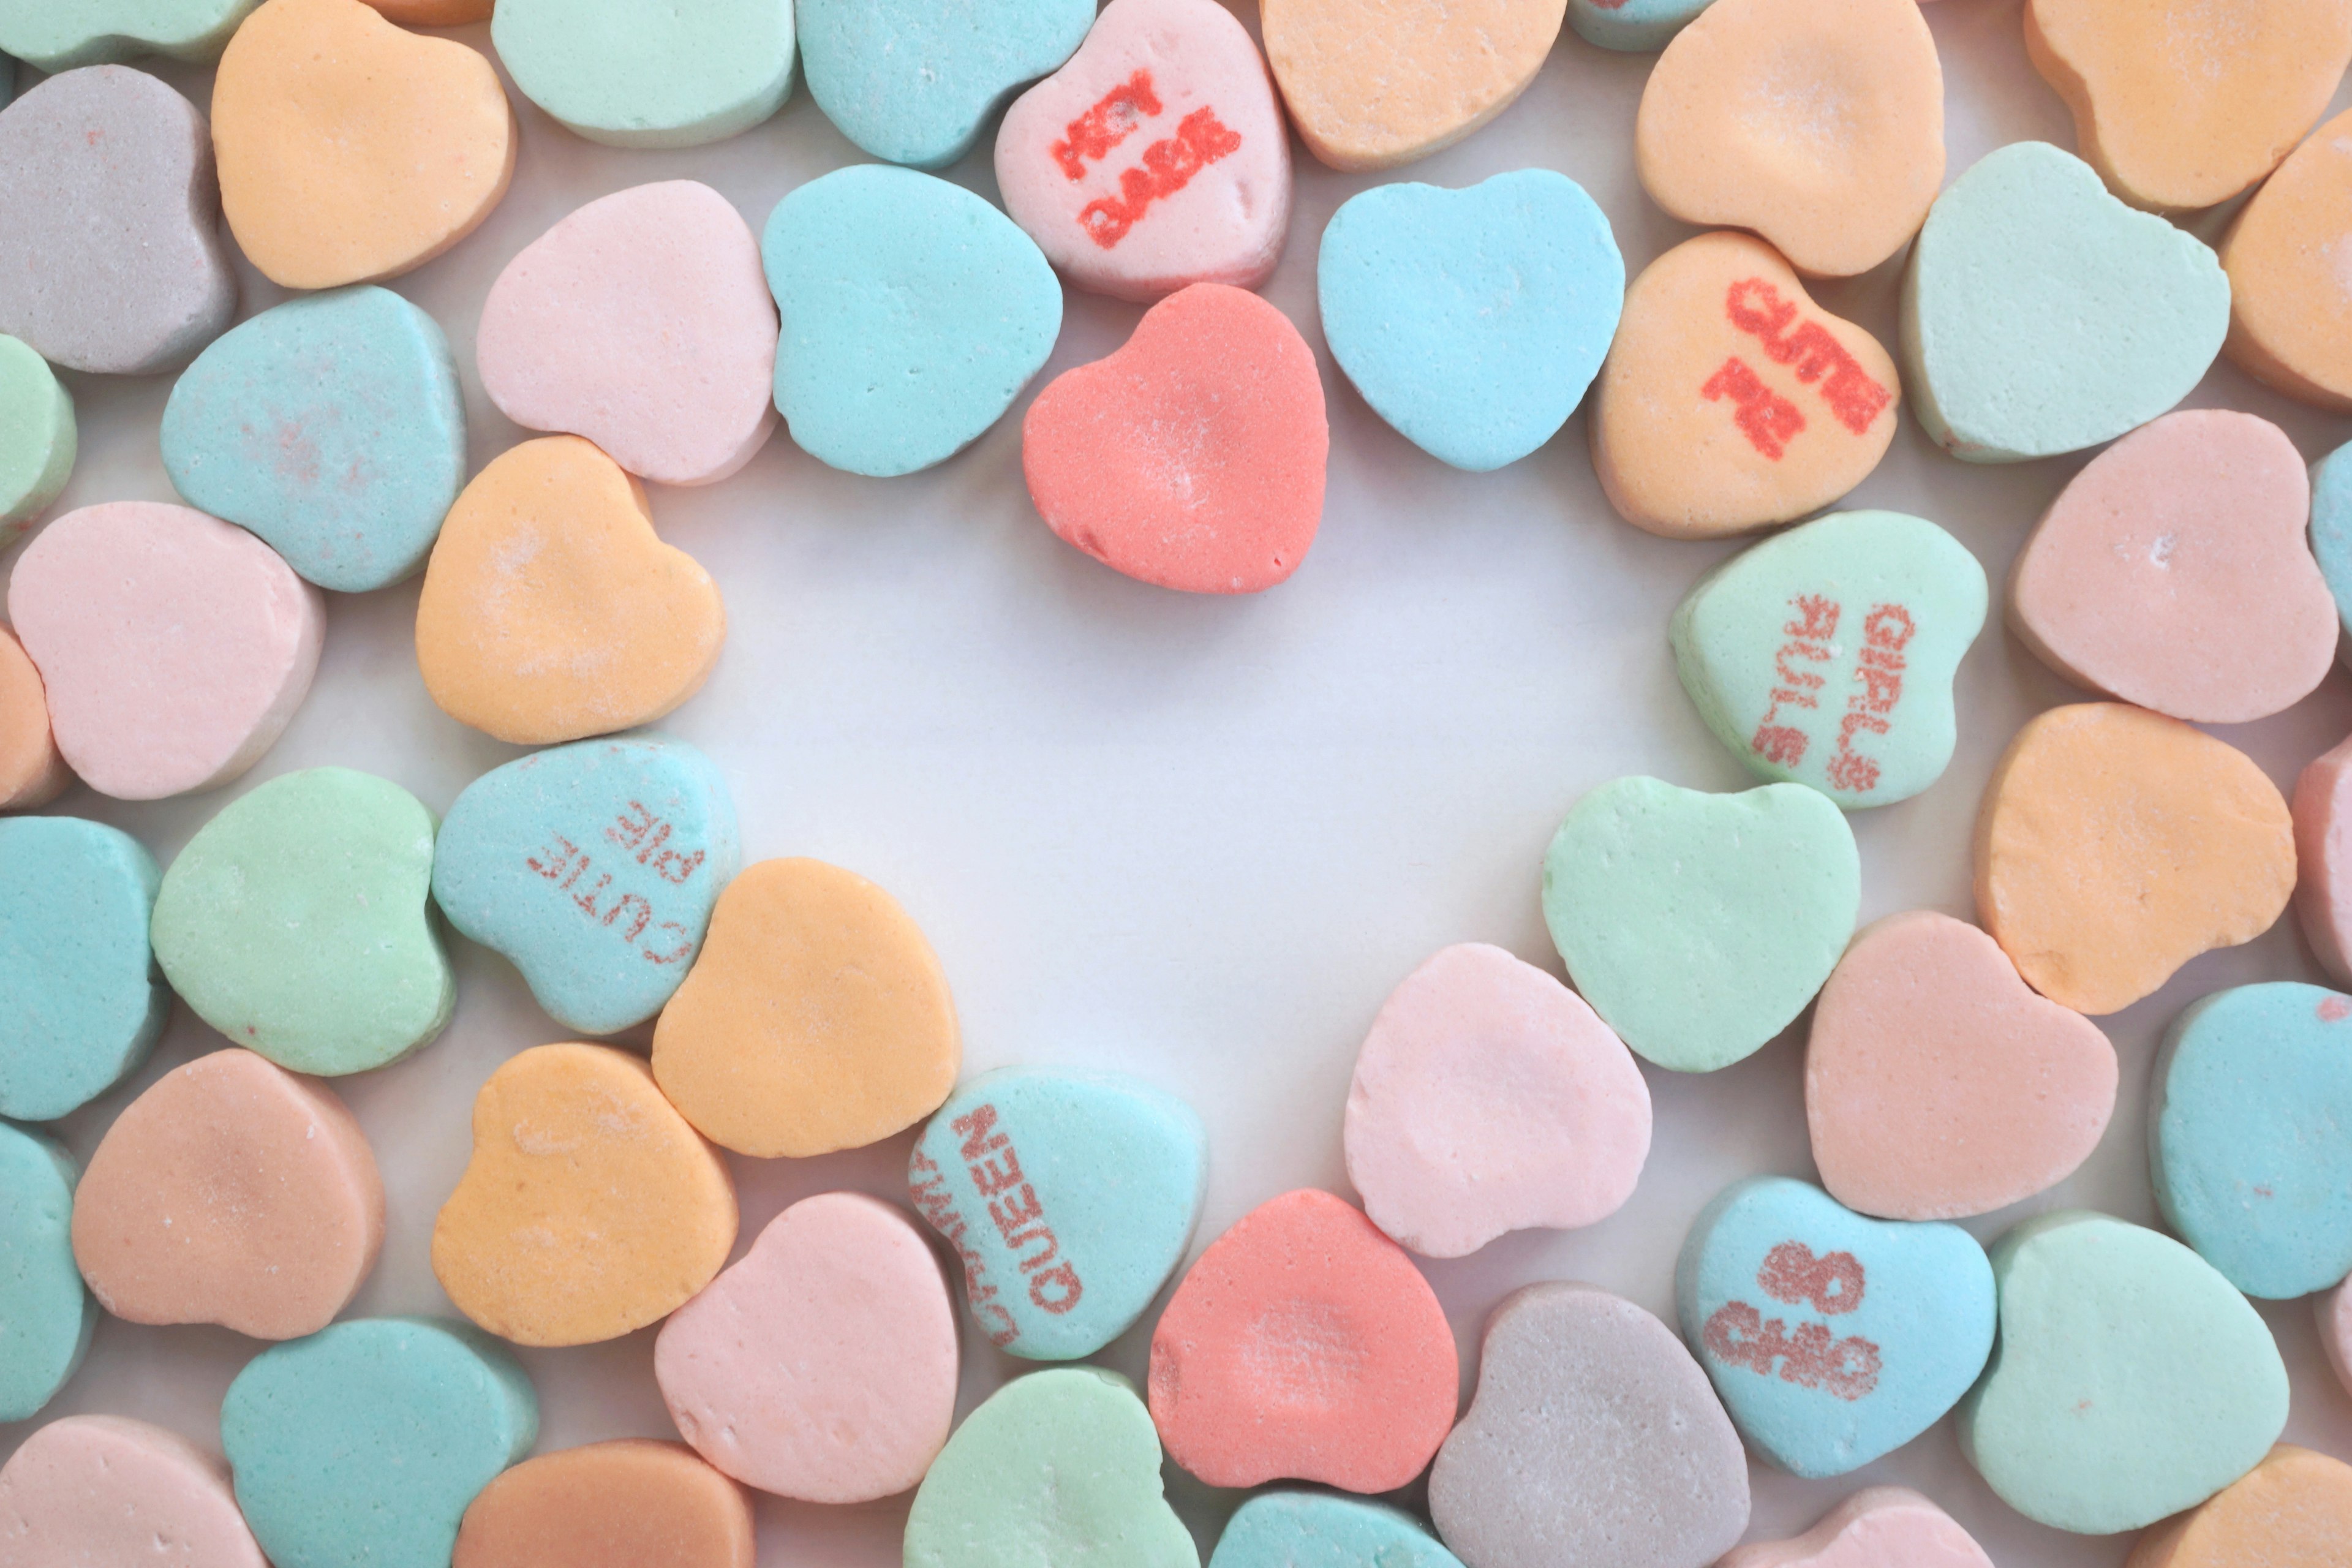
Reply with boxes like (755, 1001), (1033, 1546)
(454, 1441), (752, 1568)
(2222, 106), (2352, 412)
(2125, 1446), (2352, 1568)
(0, 626), (68, 812)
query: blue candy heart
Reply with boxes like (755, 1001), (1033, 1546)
(1210, 1491), (1464, 1568)
(799, 0), (1092, 168)
(1566, 0), (1717, 50)
(0, 1123), (92, 1422)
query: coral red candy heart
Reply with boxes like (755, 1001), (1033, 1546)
(1146, 1188), (1456, 1492)
(1023, 281), (1326, 594)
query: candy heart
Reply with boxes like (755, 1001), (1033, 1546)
(2294, 730), (2352, 985)
(996, 0), (1288, 303)
(2025, 0), (2352, 212)
(0, 816), (167, 1121)
(1901, 141), (2229, 462)
(1318, 170), (1623, 472)
(211, 0), (516, 290)
(1637, 0), (1942, 277)
(366, 0), (490, 20)
(763, 164), (1062, 478)
(0, 1415), (266, 1568)
(433, 735), (739, 1036)
(492, 0), (794, 149)
(654, 1191), (957, 1502)
(1973, 703), (2293, 1016)
(454, 1441), (753, 1568)
(0, 1), (260, 68)
(161, 287), (466, 594)
(0, 627), (69, 810)
(1343, 943), (1651, 1259)
(1672, 510), (1986, 807)
(2128, 1446), (2352, 1568)
(1567, 0), (1714, 51)
(1719, 1487), (1994, 1568)
(1591, 232), (1899, 539)
(221, 1317), (538, 1568)
(1676, 1176), (1994, 1478)
(415, 436), (726, 745)
(908, 1064), (1207, 1359)
(1147, 1188), (1456, 1492)
(2320, 1278), (2352, 1397)
(903, 1368), (1195, 1568)
(1958, 1210), (2288, 1534)
(151, 766), (454, 1076)
(1806, 911), (2117, 1221)
(0, 1125), (93, 1421)
(72, 1048), (383, 1339)
(2151, 982), (2352, 1298)
(2221, 106), (2352, 412)
(1259, 0), (1567, 171)
(2010, 410), (2334, 725)
(1023, 282), (1326, 594)
(434, 1043), (736, 1348)
(1210, 1493), (1464, 1568)
(2310, 439), (2352, 647)
(1428, 1282), (1749, 1568)
(1542, 776), (1859, 1072)
(0, 66), (236, 374)
(477, 183), (777, 488)
(7, 502), (323, 801)
(799, 0), (1091, 168)
(652, 858), (960, 1158)
(0, 334), (75, 543)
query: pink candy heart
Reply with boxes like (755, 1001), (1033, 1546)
(0, 1415), (265, 1568)
(1720, 1487), (1993, 1568)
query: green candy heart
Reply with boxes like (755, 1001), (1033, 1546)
(152, 767), (453, 1076)
(1542, 777), (1858, 1072)
(1672, 510), (1987, 809)
(903, 1367), (1196, 1568)
(1958, 1210), (2288, 1535)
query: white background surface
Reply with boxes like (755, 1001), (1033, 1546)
(7, 3), (2352, 1565)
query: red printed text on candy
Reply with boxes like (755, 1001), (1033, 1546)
(1704, 356), (1806, 459)
(1724, 278), (1892, 435)
(909, 1102), (1083, 1343)
(1702, 1240), (1881, 1401)
(1052, 70), (1163, 180)
(523, 801), (706, 965)
(1747, 595), (1917, 794)
(1825, 604), (1915, 794)
(1079, 107), (1243, 249)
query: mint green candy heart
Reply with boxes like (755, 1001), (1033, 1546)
(492, 0), (796, 150)
(0, 333), (72, 545)
(1958, 1210), (2288, 1534)
(1542, 777), (1858, 1072)
(903, 1367), (1196, 1568)
(1672, 510), (1986, 809)
(151, 767), (453, 1076)
(0, 1123), (93, 1421)
(1901, 141), (2228, 463)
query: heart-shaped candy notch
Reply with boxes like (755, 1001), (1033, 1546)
(1673, 510), (1987, 807)
(434, 1044), (737, 1348)
(2152, 982), (2352, 1299)
(2128, 1447), (2352, 1568)
(72, 1049), (385, 1341)
(0, 1125), (93, 1422)
(909, 1065), (1206, 1360)
(2222, 107), (2352, 411)
(0, 627), (69, 810)
(0, 1415), (265, 1568)
(415, 435), (726, 746)
(1212, 1493), (1464, 1568)
(1975, 703), (2293, 1016)
(491, 0), (794, 149)
(799, 0), (1093, 168)
(7, 502), (324, 801)
(478, 183), (778, 487)
(1592, 232), (1899, 539)
(1343, 943), (1651, 1259)
(1718, 1487), (1994, 1568)
(0, 1), (260, 68)
(1959, 1211), (2288, 1534)
(1676, 1176), (1994, 1479)
(1319, 170), (1623, 472)
(996, 0), (1291, 303)
(0, 334), (75, 545)
(1147, 1188), (1457, 1492)
(1901, 141), (2229, 462)
(1637, 0), (1943, 277)
(904, 1368), (1196, 1568)
(454, 1440), (753, 1568)
(161, 287), (466, 594)
(2010, 410), (2334, 725)
(1543, 777), (1859, 1072)
(655, 1192), (958, 1503)
(211, 0), (516, 289)
(1428, 1283), (1749, 1568)
(1024, 282), (1326, 594)
(151, 767), (454, 1076)
(1807, 911), (2116, 1221)
(1259, 0), (1566, 171)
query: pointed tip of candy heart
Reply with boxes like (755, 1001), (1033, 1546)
(1718, 1487), (1993, 1568)
(0, 1414), (266, 1568)
(455, 1440), (754, 1568)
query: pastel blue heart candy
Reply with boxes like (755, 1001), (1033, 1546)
(1317, 169), (1624, 472)
(1901, 141), (2228, 463)
(1676, 1176), (1992, 1479)
(799, 0), (1091, 168)
(1210, 1491), (1464, 1568)
(2152, 982), (2352, 1298)
(221, 1316), (537, 1568)
(910, 1065), (1205, 1360)
(160, 286), (464, 594)
(0, 1), (258, 71)
(492, 0), (796, 150)
(0, 1123), (93, 1421)
(432, 734), (739, 1036)
(763, 164), (1062, 477)
(1566, 0), (1716, 52)
(2307, 439), (2352, 649)
(0, 816), (167, 1122)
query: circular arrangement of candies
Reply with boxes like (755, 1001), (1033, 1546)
(4, 0), (2352, 1566)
